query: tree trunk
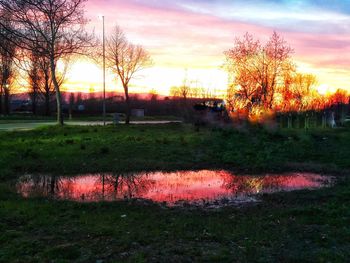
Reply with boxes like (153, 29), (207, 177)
(44, 77), (51, 116)
(125, 98), (131, 125)
(45, 92), (50, 116)
(32, 98), (36, 115)
(50, 58), (64, 125)
(124, 85), (131, 125)
(55, 85), (63, 125)
(69, 107), (72, 120)
(0, 86), (3, 115)
(32, 88), (37, 115)
(4, 87), (10, 115)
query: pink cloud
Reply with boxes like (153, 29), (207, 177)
(85, 0), (350, 89)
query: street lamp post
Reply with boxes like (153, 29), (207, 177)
(100, 15), (106, 126)
(4, 83), (9, 115)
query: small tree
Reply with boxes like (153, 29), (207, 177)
(149, 88), (158, 101)
(170, 85), (191, 100)
(106, 26), (152, 124)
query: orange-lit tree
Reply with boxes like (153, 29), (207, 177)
(106, 26), (152, 124)
(280, 73), (318, 112)
(225, 32), (294, 117)
(329, 89), (349, 105)
(223, 32), (337, 120)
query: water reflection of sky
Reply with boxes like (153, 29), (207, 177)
(17, 170), (333, 206)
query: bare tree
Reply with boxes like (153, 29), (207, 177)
(0, 9), (16, 115)
(170, 85), (191, 100)
(0, 0), (93, 125)
(106, 26), (152, 124)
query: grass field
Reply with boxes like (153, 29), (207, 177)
(0, 123), (349, 262)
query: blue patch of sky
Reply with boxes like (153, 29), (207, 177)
(123, 0), (350, 34)
(172, 0), (350, 34)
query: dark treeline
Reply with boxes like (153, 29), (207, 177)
(9, 89), (350, 129)
(60, 93), (221, 119)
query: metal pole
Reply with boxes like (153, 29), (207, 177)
(102, 16), (106, 126)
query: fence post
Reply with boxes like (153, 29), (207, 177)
(305, 113), (309, 130)
(287, 114), (290, 129)
(296, 113), (300, 129)
(322, 111), (326, 128)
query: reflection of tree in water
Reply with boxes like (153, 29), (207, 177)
(17, 173), (155, 202)
(97, 173), (155, 201)
(222, 175), (302, 195)
(17, 174), (66, 198)
(17, 172), (327, 203)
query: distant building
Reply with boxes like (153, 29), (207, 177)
(131, 109), (145, 117)
(11, 100), (31, 112)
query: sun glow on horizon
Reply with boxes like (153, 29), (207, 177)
(13, 0), (350, 98)
(60, 59), (228, 97)
(60, 58), (344, 99)
(316, 84), (337, 96)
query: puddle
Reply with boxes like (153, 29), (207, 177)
(16, 170), (334, 207)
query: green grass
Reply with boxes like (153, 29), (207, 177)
(0, 124), (350, 262)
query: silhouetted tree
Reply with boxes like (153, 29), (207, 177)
(39, 56), (55, 116)
(68, 92), (75, 120)
(0, 9), (16, 115)
(106, 26), (152, 124)
(170, 85), (191, 100)
(149, 88), (158, 101)
(27, 50), (41, 115)
(0, 0), (93, 124)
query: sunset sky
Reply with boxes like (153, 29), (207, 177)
(64, 0), (350, 96)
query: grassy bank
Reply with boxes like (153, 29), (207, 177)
(0, 124), (349, 262)
(1, 123), (350, 177)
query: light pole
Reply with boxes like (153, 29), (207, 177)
(5, 83), (9, 114)
(99, 15), (106, 126)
